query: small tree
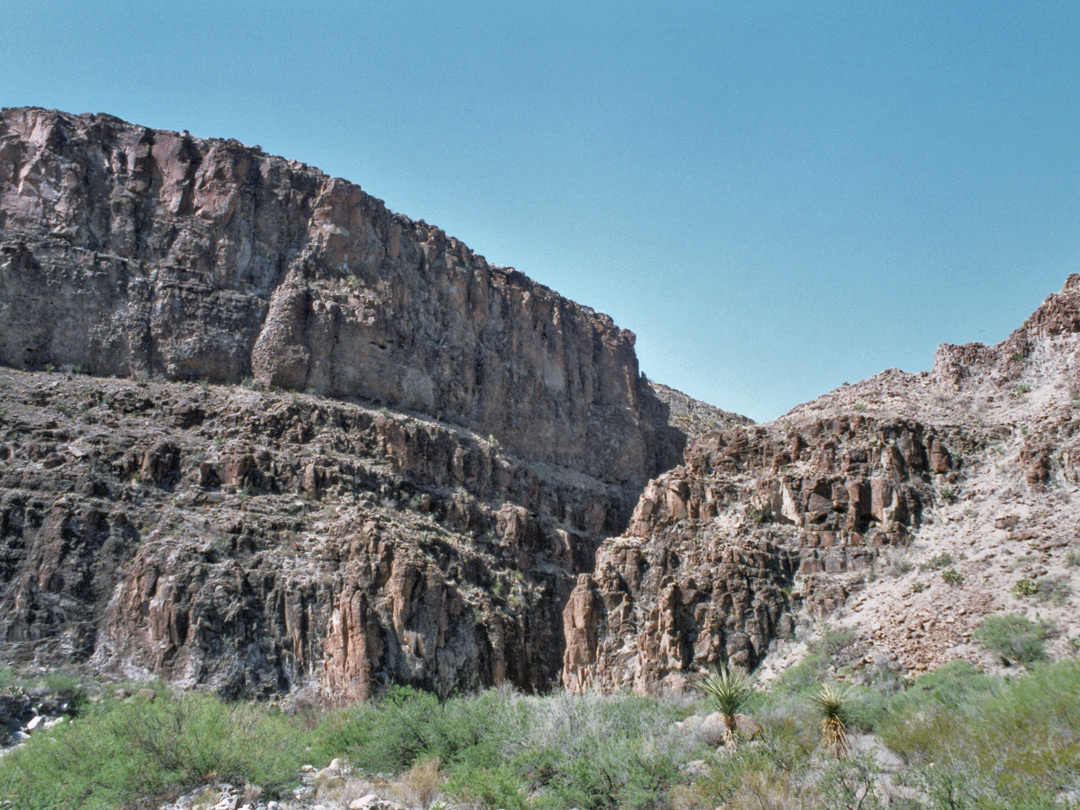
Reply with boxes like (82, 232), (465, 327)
(699, 666), (752, 751)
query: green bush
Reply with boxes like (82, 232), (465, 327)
(974, 613), (1053, 665)
(312, 686), (694, 810)
(941, 568), (963, 586)
(690, 719), (815, 809)
(512, 692), (691, 810)
(311, 686), (518, 773)
(1034, 574), (1072, 605)
(806, 625), (859, 661)
(445, 761), (529, 810)
(883, 662), (1080, 808)
(1012, 578), (1039, 597)
(0, 690), (305, 810)
(920, 553), (954, 572)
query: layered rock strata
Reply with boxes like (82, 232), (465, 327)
(0, 370), (640, 697)
(0, 106), (682, 484)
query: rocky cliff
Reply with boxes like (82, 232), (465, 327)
(0, 107), (748, 698)
(3, 107), (1078, 700)
(0, 369), (635, 697)
(563, 276), (1080, 691)
(0, 106), (683, 484)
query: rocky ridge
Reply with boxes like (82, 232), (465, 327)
(2, 106), (1078, 703)
(0, 106), (684, 484)
(562, 276), (1080, 690)
(0, 107), (745, 698)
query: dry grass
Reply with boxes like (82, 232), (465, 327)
(391, 757), (444, 810)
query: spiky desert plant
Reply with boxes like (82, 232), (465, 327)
(699, 665), (752, 751)
(812, 683), (851, 758)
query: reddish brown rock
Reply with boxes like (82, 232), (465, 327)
(562, 418), (959, 692)
(0, 106), (690, 485)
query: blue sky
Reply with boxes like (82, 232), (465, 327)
(3, 1), (1079, 421)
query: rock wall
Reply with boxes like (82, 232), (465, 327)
(562, 417), (971, 692)
(0, 107), (682, 483)
(0, 370), (630, 697)
(564, 275), (1080, 691)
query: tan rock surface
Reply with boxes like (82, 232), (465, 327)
(565, 275), (1080, 690)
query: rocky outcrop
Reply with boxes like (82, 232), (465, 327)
(565, 275), (1080, 690)
(561, 417), (968, 692)
(932, 273), (1080, 387)
(0, 107), (686, 484)
(0, 370), (632, 697)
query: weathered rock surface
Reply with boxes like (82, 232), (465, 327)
(564, 275), (1080, 690)
(0, 369), (652, 697)
(3, 106), (1078, 699)
(561, 414), (971, 691)
(0, 107), (753, 698)
(0, 106), (687, 484)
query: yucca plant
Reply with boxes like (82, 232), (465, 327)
(699, 665), (752, 751)
(812, 682), (851, 758)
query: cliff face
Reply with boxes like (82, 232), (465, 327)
(561, 416), (963, 692)
(0, 107), (680, 484)
(0, 370), (635, 697)
(0, 108), (754, 698)
(563, 276), (1080, 690)
(4, 107), (1077, 699)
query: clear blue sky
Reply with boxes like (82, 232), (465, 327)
(3, 1), (1079, 421)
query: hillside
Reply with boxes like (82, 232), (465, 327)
(1, 107), (1078, 707)
(564, 276), (1080, 691)
(0, 108), (742, 698)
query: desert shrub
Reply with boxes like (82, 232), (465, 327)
(919, 553), (954, 572)
(769, 652), (828, 698)
(514, 691), (691, 810)
(313, 687), (694, 810)
(1034, 573), (1072, 605)
(883, 662), (1080, 808)
(444, 761), (529, 810)
(0, 690), (305, 810)
(974, 613), (1053, 665)
(36, 669), (90, 709)
(892, 660), (992, 710)
(941, 568), (963, 586)
(815, 753), (884, 810)
(691, 719), (815, 809)
(392, 757), (445, 810)
(1012, 578), (1039, 597)
(0, 666), (25, 694)
(813, 625), (858, 656)
(311, 686), (521, 773)
(889, 660), (1075, 807)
